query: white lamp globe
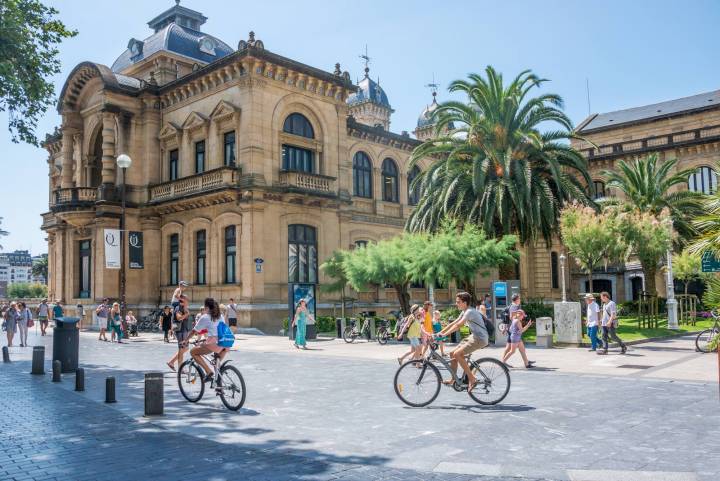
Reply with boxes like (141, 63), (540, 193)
(116, 154), (132, 169)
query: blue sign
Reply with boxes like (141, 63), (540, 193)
(493, 282), (507, 298)
(255, 257), (264, 273)
(701, 252), (720, 273)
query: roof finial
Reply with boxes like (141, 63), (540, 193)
(175, 0), (180, 5)
(359, 44), (371, 78)
(425, 73), (439, 105)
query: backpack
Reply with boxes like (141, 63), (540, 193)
(481, 313), (495, 338)
(502, 307), (512, 325)
(172, 306), (186, 332)
(217, 321), (235, 348)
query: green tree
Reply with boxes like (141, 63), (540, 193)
(0, 217), (8, 249)
(0, 0), (77, 145)
(7, 282), (46, 298)
(408, 221), (518, 304)
(319, 250), (352, 319)
(672, 250), (710, 296)
(32, 255), (48, 281)
(560, 204), (627, 294)
(602, 153), (703, 243)
(406, 66), (592, 244)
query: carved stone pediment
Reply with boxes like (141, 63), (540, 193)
(158, 122), (181, 141)
(209, 100), (240, 122)
(181, 111), (209, 132)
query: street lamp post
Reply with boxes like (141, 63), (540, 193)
(666, 219), (679, 330)
(116, 154), (132, 327)
(559, 253), (567, 303)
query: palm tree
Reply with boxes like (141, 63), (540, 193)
(32, 255), (48, 282)
(602, 154), (703, 242)
(0, 217), (8, 250)
(688, 165), (720, 258)
(407, 66), (592, 245)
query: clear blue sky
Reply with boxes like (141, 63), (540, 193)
(1, 0), (718, 255)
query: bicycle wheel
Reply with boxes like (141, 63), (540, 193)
(394, 360), (441, 407)
(218, 364), (246, 411)
(696, 328), (719, 353)
(467, 357), (511, 405)
(178, 360), (205, 402)
(377, 328), (388, 345)
(343, 327), (355, 343)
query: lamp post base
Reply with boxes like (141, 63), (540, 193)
(666, 298), (679, 330)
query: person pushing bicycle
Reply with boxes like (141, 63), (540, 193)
(435, 292), (489, 392)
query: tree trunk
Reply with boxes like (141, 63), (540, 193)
(643, 262), (658, 297)
(684, 281), (689, 296)
(459, 278), (477, 306)
(394, 284), (411, 316)
(498, 260), (516, 281)
(587, 268), (594, 295)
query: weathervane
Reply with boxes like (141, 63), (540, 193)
(359, 45), (371, 78)
(425, 73), (439, 102)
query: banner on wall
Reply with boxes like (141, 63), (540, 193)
(129, 231), (144, 269)
(104, 229), (121, 269)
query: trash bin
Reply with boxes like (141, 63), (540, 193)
(53, 317), (80, 373)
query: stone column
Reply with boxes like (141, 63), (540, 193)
(100, 113), (117, 200)
(60, 130), (75, 188)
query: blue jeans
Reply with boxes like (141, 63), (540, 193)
(587, 325), (602, 350)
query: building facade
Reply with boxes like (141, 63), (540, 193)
(0, 250), (37, 297)
(570, 89), (720, 302)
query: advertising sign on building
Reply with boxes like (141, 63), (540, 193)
(129, 231), (144, 269)
(104, 229), (121, 269)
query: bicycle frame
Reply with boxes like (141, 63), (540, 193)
(423, 343), (485, 389)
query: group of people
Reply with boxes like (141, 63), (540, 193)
(584, 291), (627, 355)
(1, 299), (60, 347)
(94, 298), (138, 344)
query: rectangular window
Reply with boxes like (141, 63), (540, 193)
(169, 149), (179, 181)
(170, 234), (179, 286)
(195, 140), (205, 174)
(282, 145), (314, 173)
(288, 224), (317, 283)
(78, 240), (91, 299)
(224, 131), (236, 166)
(196, 230), (206, 285)
(551, 252), (559, 289)
(225, 225), (236, 284)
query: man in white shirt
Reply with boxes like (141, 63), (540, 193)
(598, 291), (627, 355)
(584, 293), (602, 351)
(226, 298), (238, 333)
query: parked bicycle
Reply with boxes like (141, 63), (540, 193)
(343, 312), (373, 343)
(138, 309), (162, 332)
(695, 309), (720, 353)
(177, 339), (246, 411)
(393, 341), (510, 407)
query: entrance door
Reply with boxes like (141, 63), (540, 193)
(631, 277), (644, 301)
(585, 279), (612, 296)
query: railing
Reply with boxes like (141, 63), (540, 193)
(352, 198), (375, 214)
(583, 124), (720, 159)
(53, 187), (97, 206)
(278, 170), (336, 194)
(149, 167), (237, 202)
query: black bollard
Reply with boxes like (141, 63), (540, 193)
(75, 368), (85, 392)
(105, 376), (116, 403)
(31, 346), (45, 374)
(2, 346), (9, 363)
(144, 372), (164, 416)
(52, 360), (62, 382)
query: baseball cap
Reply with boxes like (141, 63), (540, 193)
(179, 280), (189, 287)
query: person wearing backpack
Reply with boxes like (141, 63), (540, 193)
(501, 293), (522, 359)
(166, 295), (190, 372)
(183, 298), (229, 382)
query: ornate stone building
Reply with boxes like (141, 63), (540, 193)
(44, 2), (497, 332)
(570, 89), (720, 301)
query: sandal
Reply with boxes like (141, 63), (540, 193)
(467, 380), (478, 393)
(166, 362), (176, 372)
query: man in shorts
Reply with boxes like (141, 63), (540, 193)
(166, 295), (190, 371)
(226, 298), (238, 333)
(436, 292), (489, 392)
(36, 299), (49, 336)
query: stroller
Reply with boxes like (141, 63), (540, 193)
(125, 314), (139, 337)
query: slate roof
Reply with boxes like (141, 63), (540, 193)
(577, 89), (720, 133)
(347, 75), (392, 110)
(111, 23), (233, 73)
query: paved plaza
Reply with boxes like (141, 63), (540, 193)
(1, 330), (719, 481)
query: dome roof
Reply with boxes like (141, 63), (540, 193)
(417, 98), (440, 128)
(347, 74), (391, 110)
(111, 2), (233, 73)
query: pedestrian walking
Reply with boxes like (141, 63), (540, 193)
(159, 306), (173, 342)
(36, 299), (49, 336)
(501, 309), (535, 368)
(3, 301), (19, 347)
(397, 304), (425, 365)
(166, 295), (190, 371)
(501, 294), (523, 359)
(52, 300), (64, 324)
(109, 303), (123, 343)
(292, 299), (313, 349)
(431, 310), (447, 356)
(420, 301), (434, 356)
(96, 298), (110, 342)
(483, 294), (493, 320)
(226, 298), (238, 333)
(17, 302), (32, 347)
(125, 310), (138, 337)
(584, 293), (603, 351)
(76, 303), (85, 329)
(597, 291), (627, 355)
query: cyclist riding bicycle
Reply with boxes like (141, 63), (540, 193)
(435, 291), (489, 392)
(182, 297), (228, 383)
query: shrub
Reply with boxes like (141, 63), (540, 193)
(6, 282), (47, 299)
(522, 297), (552, 320)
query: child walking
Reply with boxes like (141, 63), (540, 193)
(501, 310), (535, 368)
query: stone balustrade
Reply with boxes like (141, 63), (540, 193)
(278, 170), (336, 194)
(149, 167), (237, 202)
(53, 187), (98, 206)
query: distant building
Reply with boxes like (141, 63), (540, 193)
(0, 250), (36, 297)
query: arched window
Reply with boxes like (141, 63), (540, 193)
(282, 113), (315, 173)
(592, 180), (606, 200)
(288, 224), (317, 283)
(408, 166), (421, 205)
(283, 113), (314, 138)
(353, 152), (373, 198)
(381, 158), (399, 203)
(224, 226), (237, 284)
(688, 166), (717, 194)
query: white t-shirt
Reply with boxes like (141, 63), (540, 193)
(226, 303), (238, 319)
(193, 313), (222, 338)
(601, 300), (617, 327)
(586, 302), (600, 327)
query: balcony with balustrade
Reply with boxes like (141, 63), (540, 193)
(51, 187), (98, 212)
(277, 170), (337, 196)
(148, 166), (238, 204)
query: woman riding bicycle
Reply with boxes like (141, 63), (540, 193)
(183, 298), (228, 382)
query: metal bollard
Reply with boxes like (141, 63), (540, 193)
(105, 376), (116, 403)
(52, 360), (62, 382)
(2, 346), (9, 363)
(75, 368), (85, 392)
(144, 372), (164, 416)
(31, 346), (45, 374)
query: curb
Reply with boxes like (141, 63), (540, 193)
(580, 330), (703, 349)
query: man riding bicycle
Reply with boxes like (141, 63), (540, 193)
(435, 292), (489, 392)
(182, 298), (229, 383)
